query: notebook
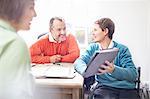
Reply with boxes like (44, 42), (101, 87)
(83, 48), (119, 78)
(31, 63), (76, 79)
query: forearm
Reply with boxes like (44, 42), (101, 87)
(74, 58), (87, 74)
(31, 55), (50, 64)
(61, 50), (80, 63)
(110, 46), (137, 82)
(111, 65), (137, 82)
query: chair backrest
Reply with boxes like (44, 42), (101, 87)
(37, 32), (48, 39)
(137, 67), (150, 99)
(136, 67), (141, 93)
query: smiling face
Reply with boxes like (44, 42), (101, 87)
(50, 19), (67, 42)
(91, 23), (108, 43)
(16, 0), (37, 31)
(0, 0), (37, 31)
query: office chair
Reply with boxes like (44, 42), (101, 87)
(83, 67), (141, 99)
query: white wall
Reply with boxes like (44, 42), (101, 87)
(147, 0), (150, 81)
(19, 0), (150, 81)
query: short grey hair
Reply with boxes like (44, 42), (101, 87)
(0, 0), (33, 23)
(49, 17), (65, 29)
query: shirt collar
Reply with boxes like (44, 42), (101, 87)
(99, 40), (114, 50)
(0, 19), (16, 32)
(48, 32), (69, 43)
(48, 32), (57, 43)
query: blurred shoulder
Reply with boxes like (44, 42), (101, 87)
(66, 33), (75, 38)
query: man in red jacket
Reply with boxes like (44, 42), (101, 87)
(30, 17), (80, 64)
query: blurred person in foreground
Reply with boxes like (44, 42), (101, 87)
(0, 0), (36, 99)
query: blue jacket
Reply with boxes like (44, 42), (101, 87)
(74, 41), (137, 89)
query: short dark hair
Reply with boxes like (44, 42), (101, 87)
(95, 18), (115, 39)
(49, 17), (65, 29)
(0, 0), (33, 23)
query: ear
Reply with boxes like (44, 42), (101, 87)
(49, 28), (52, 32)
(104, 28), (109, 35)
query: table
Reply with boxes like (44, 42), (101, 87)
(32, 63), (84, 99)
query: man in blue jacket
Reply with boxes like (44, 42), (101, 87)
(74, 18), (140, 99)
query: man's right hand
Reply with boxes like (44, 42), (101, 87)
(50, 55), (62, 63)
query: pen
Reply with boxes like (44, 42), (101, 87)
(53, 63), (61, 66)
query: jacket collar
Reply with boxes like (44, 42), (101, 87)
(0, 19), (16, 32)
(99, 40), (114, 50)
